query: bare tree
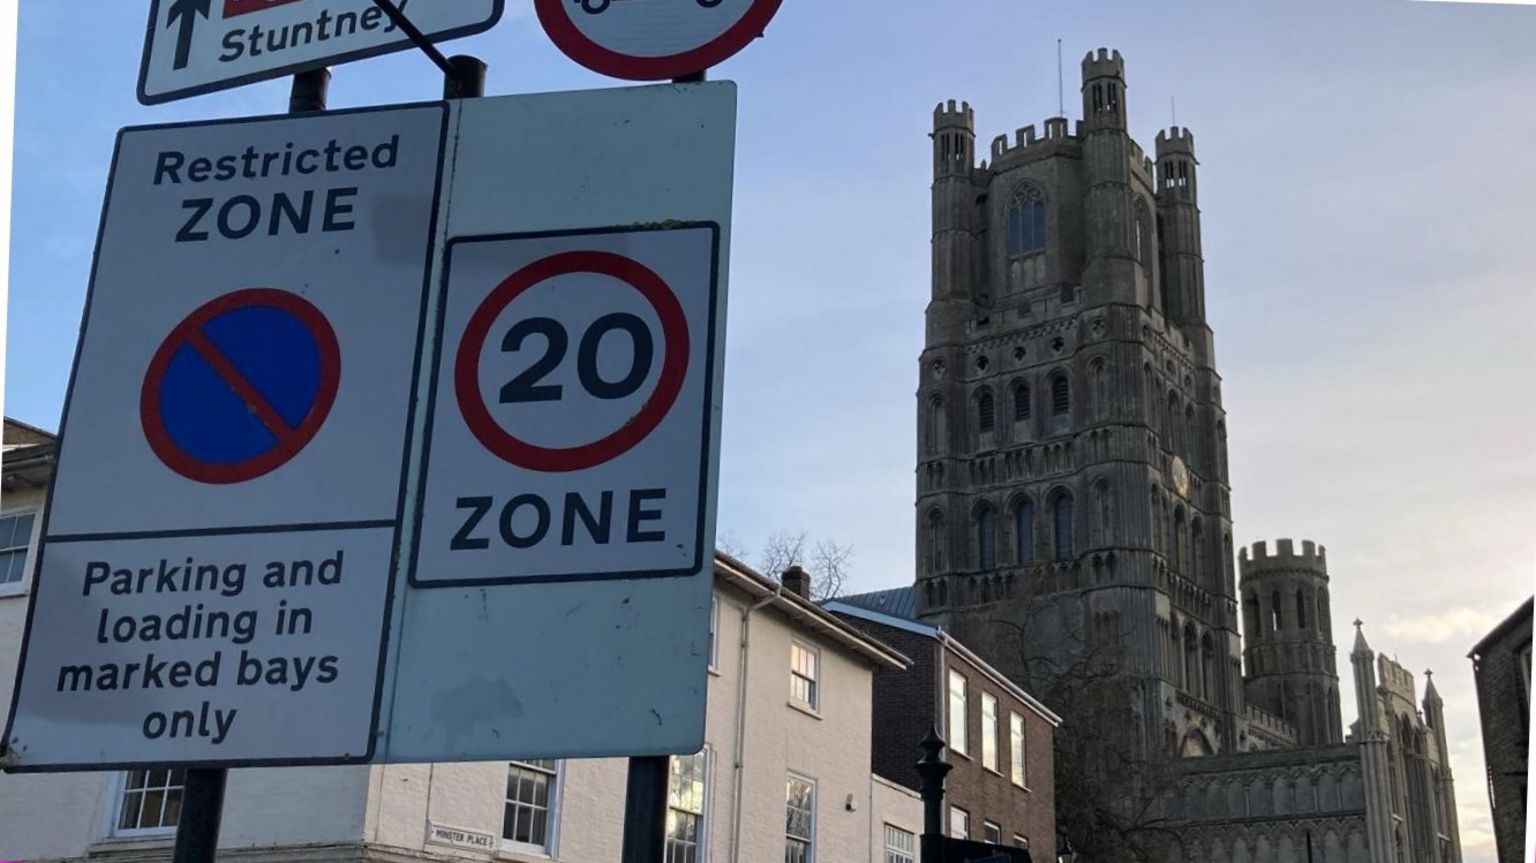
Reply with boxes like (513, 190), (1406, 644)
(727, 529), (855, 602)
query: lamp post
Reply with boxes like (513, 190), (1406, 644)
(1055, 832), (1078, 863)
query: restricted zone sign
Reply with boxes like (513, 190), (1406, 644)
(535, 0), (783, 80)
(5, 83), (736, 770)
(412, 225), (721, 586)
(3, 103), (448, 769)
(139, 0), (503, 105)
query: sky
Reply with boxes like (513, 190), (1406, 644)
(4, 0), (1534, 859)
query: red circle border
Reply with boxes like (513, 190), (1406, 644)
(454, 250), (690, 473)
(534, 0), (784, 80)
(139, 288), (341, 485)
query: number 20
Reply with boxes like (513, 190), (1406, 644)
(498, 313), (655, 403)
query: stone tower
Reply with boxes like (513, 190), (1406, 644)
(1239, 539), (1344, 746)
(914, 48), (1242, 755)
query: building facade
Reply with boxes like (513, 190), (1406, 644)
(827, 587), (1061, 854)
(0, 426), (920, 863)
(1469, 597), (1532, 863)
(911, 51), (1463, 862)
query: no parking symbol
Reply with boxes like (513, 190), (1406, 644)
(413, 224), (723, 587)
(141, 288), (340, 484)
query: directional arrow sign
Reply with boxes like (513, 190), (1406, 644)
(138, 0), (504, 105)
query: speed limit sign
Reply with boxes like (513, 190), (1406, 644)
(412, 223), (722, 586)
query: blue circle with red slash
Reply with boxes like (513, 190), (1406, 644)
(140, 288), (341, 485)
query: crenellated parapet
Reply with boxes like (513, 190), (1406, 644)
(1081, 47), (1125, 82)
(1240, 538), (1328, 577)
(933, 98), (974, 131)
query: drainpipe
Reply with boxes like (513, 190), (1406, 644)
(727, 583), (782, 862)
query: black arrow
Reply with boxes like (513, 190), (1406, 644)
(167, 0), (212, 70)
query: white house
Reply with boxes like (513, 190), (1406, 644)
(0, 419), (922, 863)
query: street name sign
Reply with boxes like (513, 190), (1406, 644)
(3, 103), (448, 770)
(535, 0), (783, 79)
(139, 0), (503, 105)
(4, 82), (735, 770)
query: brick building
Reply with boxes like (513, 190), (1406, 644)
(825, 587), (1061, 855)
(1469, 596), (1532, 863)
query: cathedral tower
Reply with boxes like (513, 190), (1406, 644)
(1239, 539), (1343, 746)
(915, 48), (1242, 755)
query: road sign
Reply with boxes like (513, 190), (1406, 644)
(534, 0), (782, 79)
(3, 103), (448, 770)
(138, 0), (503, 105)
(384, 84), (735, 763)
(141, 288), (341, 484)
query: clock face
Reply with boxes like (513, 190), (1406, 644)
(1171, 456), (1191, 498)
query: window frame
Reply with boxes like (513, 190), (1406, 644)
(785, 773), (817, 863)
(666, 747), (711, 863)
(708, 595), (721, 672)
(976, 505), (997, 570)
(790, 641), (821, 711)
(111, 768), (187, 837)
(1009, 711), (1027, 787)
(501, 758), (563, 855)
(980, 692), (999, 772)
(883, 824), (916, 863)
(0, 506), (39, 593)
(983, 821), (1002, 845)
(1006, 187), (1047, 258)
(947, 669), (969, 757)
(949, 805), (970, 839)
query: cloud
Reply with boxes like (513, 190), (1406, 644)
(1379, 607), (1507, 645)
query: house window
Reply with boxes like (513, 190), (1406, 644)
(667, 749), (709, 863)
(116, 768), (185, 834)
(1014, 835), (1031, 850)
(981, 693), (999, 772)
(977, 391), (995, 433)
(790, 642), (820, 709)
(884, 825), (916, 863)
(976, 506), (997, 569)
(947, 670), (969, 755)
(503, 759), (560, 851)
(983, 822), (1002, 845)
(1009, 712), (1027, 786)
(1051, 375), (1070, 416)
(709, 596), (720, 669)
(785, 775), (816, 863)
(1007, 187), (1047, 257)
(1015, 500), (1035, 565)
(0, 510), (36, 586)
(949, 806), (970, 839)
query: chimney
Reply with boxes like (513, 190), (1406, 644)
(782, 565), (812, 599)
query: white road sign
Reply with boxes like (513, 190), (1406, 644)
(3, 103), (447, 770)
(5, 83), (735, 771)
(138, 0), (503, 105)
(534, 0), (782, 80)
(384, 84), (734, 762)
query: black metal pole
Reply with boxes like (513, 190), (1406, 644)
(619, 755), (669, 863)
(674, 70), (708, 84)
(288, 67), (330, 113)
(915, 726), (952, 863)
(443, 55), (486, 99)
(171, 768), (227, 863)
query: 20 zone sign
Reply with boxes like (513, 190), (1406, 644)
(413, 225), (723, 587)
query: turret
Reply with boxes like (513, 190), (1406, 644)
(1154, 127), (1208, 333)
(930, 100), (976, 307)
(1239, 539), (1342, 745)
(1351, 623), (1398, 863)
(1078, 48), (1137, 306)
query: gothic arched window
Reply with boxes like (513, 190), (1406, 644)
(1052, 490), (1074, 561)
(975, 505), (997, 569)
(924, 395), (945, 456)
(1012, 381), (1031, 422)
(1296, 590), (1309, 630)
(1092, 480), (1113, 547)
(1185, 405), (1198, 463)
(1190, 517), (1204, 583)
(1090, 359), (1108, 421)
(1007, 185), (1047, 257)
(1270, 590), (1284, 632)
(1051, 373), (1071, 416)
(926, 510), (946, 574)
(976, 390), (995, 434)
(1135, 199), (1153, 267)
(1015, 499), (1035, 565)
(1172, 507), (1188, 573)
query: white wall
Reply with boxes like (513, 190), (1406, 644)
(871, 774), (924, 862)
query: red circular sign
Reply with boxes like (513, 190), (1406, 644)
(140, 288), (341, 485)
(534, 0), (784, 80)
(454, 250), (689, 472)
